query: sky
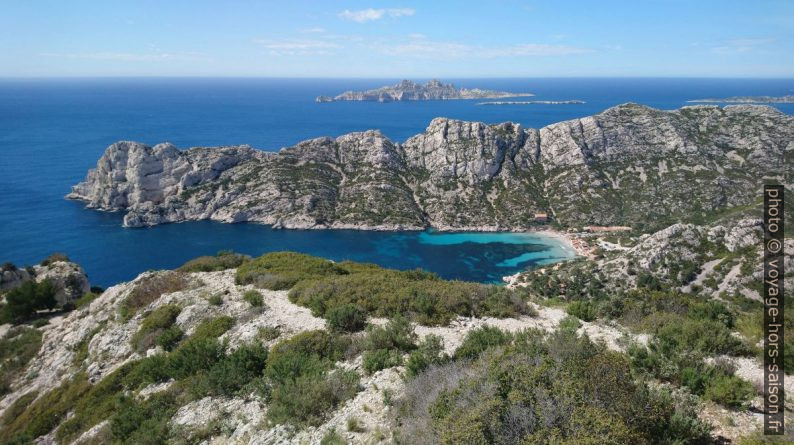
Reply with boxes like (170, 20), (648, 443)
(1, 0), (793, 77)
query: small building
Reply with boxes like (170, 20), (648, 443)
(534, 213), (549, 223)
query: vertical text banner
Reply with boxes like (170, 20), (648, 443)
(764, 185), (784, 435)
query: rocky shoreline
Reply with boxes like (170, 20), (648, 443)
(67, 103), (793, 233)
(688, 95), (794, 104)
(476, 100), (585, 105)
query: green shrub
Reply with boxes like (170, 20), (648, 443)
(72, 327), (101, 368)
(265, 330), (347, 383)
(396, 327), (712, 444)
(74, 292), (100, 309)
(55, 365), (134, 443)
(191, 316), (235, 340)
(406, 335), (446, 377)
(110, 392), (178, 443)
(268, 369), (359, 426)
(289, 264), (533, 325)
(168, 337), (225, 379)
(0, 374), (91, 444)
(40, 252), (70, 266)
(363, 316), (416, 352)
(690, 300), (735, 328)
(703, 374), (755, 408)
(0, 279), (57, 323)
(266, 349), (328, 385)
(206, 343), (268, 395)
(122, 355), (171, 388)
(155, 326), (184, 351)
(347, 416), (365, 432)
(454, 326), (512, 360)
(120, 272), (187, 320)
(207, 294), (223, 306)
(178, 251), (250, 272)
(567, 300), (596, 322)
(559, 314), (582, 331)
(235, 252), (347, 289)
(131, 304), (181, 352)
(243, 290), (264, 307)
(325, 303), (367, 332)
(0, 391), (38, 432)
(257, 326), (281, 341)
(363, 348), (404, 374)
(320, 429), (346, 445)
(0, 327), (43, 395)
(653, 316), (748, 356)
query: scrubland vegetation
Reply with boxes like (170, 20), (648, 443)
(236, 252), (534, 325)
(0, 280), (57, 324)
(0, 248), (786, 444)
(396, 326), (713, 444)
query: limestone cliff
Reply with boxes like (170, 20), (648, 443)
(68, 104), (793, 232)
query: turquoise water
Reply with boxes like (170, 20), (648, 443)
(1, 78), (791, 286)
(419, 231), (578, 269)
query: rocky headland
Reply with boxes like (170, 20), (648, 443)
(688, 95), (794, 104)
(314, 79), (534, 102)
(476, 100), (585, 105)
(68, 104), (793, 233)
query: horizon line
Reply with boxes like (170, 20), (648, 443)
(1, 75), (793, 80)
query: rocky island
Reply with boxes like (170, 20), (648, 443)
(476, 100), (585, 105)
(314, 79), (534, 102)
(68, 103), (792, 233)
(688, 95), (794, 104)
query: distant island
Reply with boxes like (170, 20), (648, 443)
(476, 100), (585, 105)
(687, 95), (794, 104)
(315, 79), (534, 103)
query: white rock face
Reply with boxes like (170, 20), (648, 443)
(67, 104), (793, 231)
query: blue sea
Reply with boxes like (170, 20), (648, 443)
(1, 78), (792, 286)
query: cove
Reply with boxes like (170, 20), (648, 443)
(8, 204), (577, 287)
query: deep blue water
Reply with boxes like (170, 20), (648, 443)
(1, 78), (792, 286)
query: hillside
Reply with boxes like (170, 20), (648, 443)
(0, 226), (791, 443)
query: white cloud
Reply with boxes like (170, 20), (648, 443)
(338, 8), (415, 23)
(253, 38), (341, 56)
(372, 39), (591, 59)
(387, 8), (415, 18)
(300, 27), (326, 33)
(712, 38), (775, 54)
(40, 51), (205, 62)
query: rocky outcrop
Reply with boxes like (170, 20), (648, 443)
(689, 95), (794, 104)
(511, 210), (793, 304)
(1, 259), (90, 306)
(316, 79), (534, 102)
(69, 104), (793, 232)
(33, 261), (91, 306)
